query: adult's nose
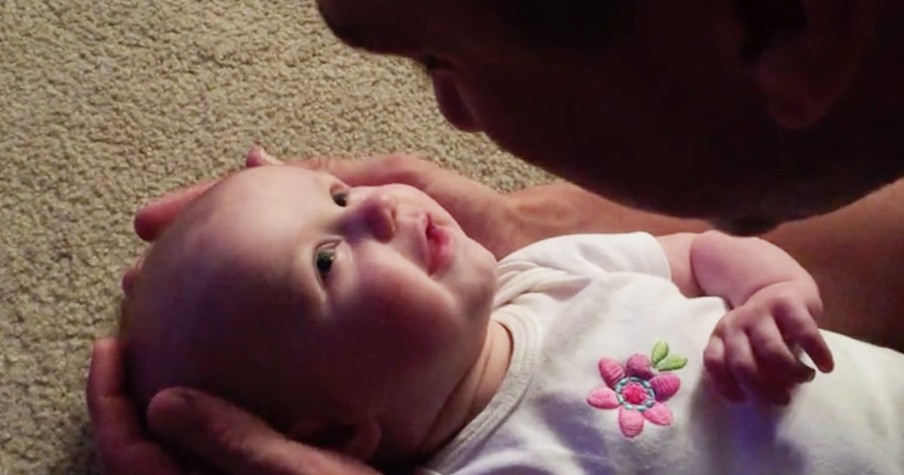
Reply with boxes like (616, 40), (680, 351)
(431, 73), (480, 132)
(354, 191), (398, 241)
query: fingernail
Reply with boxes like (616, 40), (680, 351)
(258, 146), (281, 164)
(148, 388), (196, 435)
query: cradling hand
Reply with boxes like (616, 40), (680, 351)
(87, 338), (380, 475)
(123, 147), (526, 293)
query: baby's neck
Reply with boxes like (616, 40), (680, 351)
(415, 320), (512, 459)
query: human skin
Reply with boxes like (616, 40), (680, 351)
(123, 150), (904, 355)
(99, 167), (831, 473)
(101, 162), (833, 474)
(90, 0), (904, 469)
(121, 166), (508, 468)
(315, 0), (903, 229)
(264, 153), (904, 355)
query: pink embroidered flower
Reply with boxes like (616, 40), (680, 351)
(586, 341), (686, 438)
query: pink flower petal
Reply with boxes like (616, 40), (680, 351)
(587, 386), (621, 409)
(598, 358), (625, 388)
(618, 407), (645, 438)
(649, 373), (681, 401)
(625, 354), (654, 379)
(643, 402), (673, 426)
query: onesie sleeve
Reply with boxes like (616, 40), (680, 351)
(498, 233), (672, 280)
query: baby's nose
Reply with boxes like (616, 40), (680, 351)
(357, 192), (397, 241)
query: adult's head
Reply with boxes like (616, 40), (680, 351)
(315, 0), (903, 232)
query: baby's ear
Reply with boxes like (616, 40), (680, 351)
(287, 417), (382, 461)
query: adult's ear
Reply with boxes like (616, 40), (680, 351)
(741, 0), (877, 128)
(287, 417), (382, 462)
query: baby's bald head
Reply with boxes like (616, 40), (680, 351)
(119, 170), (321, 430)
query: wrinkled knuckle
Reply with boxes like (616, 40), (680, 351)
(207, 420), (246, 453)
(759, 342), (790, 366)
(761, 339), (787, 357)
(712, 318), (731, 336)
(780, 315), (819, 342)
(763, 286), (802, 313)
(808, 296), (824, 317)
(379, 153), (417, 169)
(305, 156), (333, 170)
(703, 350), (722, 372)
(730, 360), (756, 381)
(773, 297), (798, 316)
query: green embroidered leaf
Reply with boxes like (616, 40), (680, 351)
(651, 341), (669, 366)
(656, 354), (688, 371)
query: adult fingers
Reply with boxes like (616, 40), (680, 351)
(245, 145), (282, 168)
(292, 154), (438, 188)
(135, 144), (286, 242)
(121, 253), (145, 294)
(148, 388), (380, 475)
(133, 180), (218, 242)
(87, 338), (182, 474)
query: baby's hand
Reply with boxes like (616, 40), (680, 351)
(703, 281), (834, 405)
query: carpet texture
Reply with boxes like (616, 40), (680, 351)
(0, 1), (550, 473)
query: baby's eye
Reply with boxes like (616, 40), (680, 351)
(332, 190), (349, 207)
(315, 247), (336, 278)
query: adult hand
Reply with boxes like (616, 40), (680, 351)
(271, 151), (706, 256)
(88, 338), (380, 475)
(130, 147), (526, 259)
(88, 338), (183, 474)
(128, 147), (706, 273)
(292, 152), (525, 258)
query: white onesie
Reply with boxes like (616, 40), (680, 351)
(419, 233), (904, 475)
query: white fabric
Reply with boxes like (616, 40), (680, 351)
(419, 233), (904, 475)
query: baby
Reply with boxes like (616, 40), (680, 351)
(120, 166), (904, 474)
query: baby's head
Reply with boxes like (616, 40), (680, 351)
(120, 166), (497, 463)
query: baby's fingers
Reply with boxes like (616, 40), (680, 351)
(748, 319), (814, 384)
(776, 308), (835, 373)
(724, 330), (794, 405)
(799, 336), (834, 373)
(703, 335), (745, 401)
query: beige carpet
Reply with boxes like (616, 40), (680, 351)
(0, 1), (550, 473)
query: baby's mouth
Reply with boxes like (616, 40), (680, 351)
(425, 215), (451, 275)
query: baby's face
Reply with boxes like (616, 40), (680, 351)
(133, 165), (498, 426)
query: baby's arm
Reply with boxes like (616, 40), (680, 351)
(657, 231), (834, 405)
